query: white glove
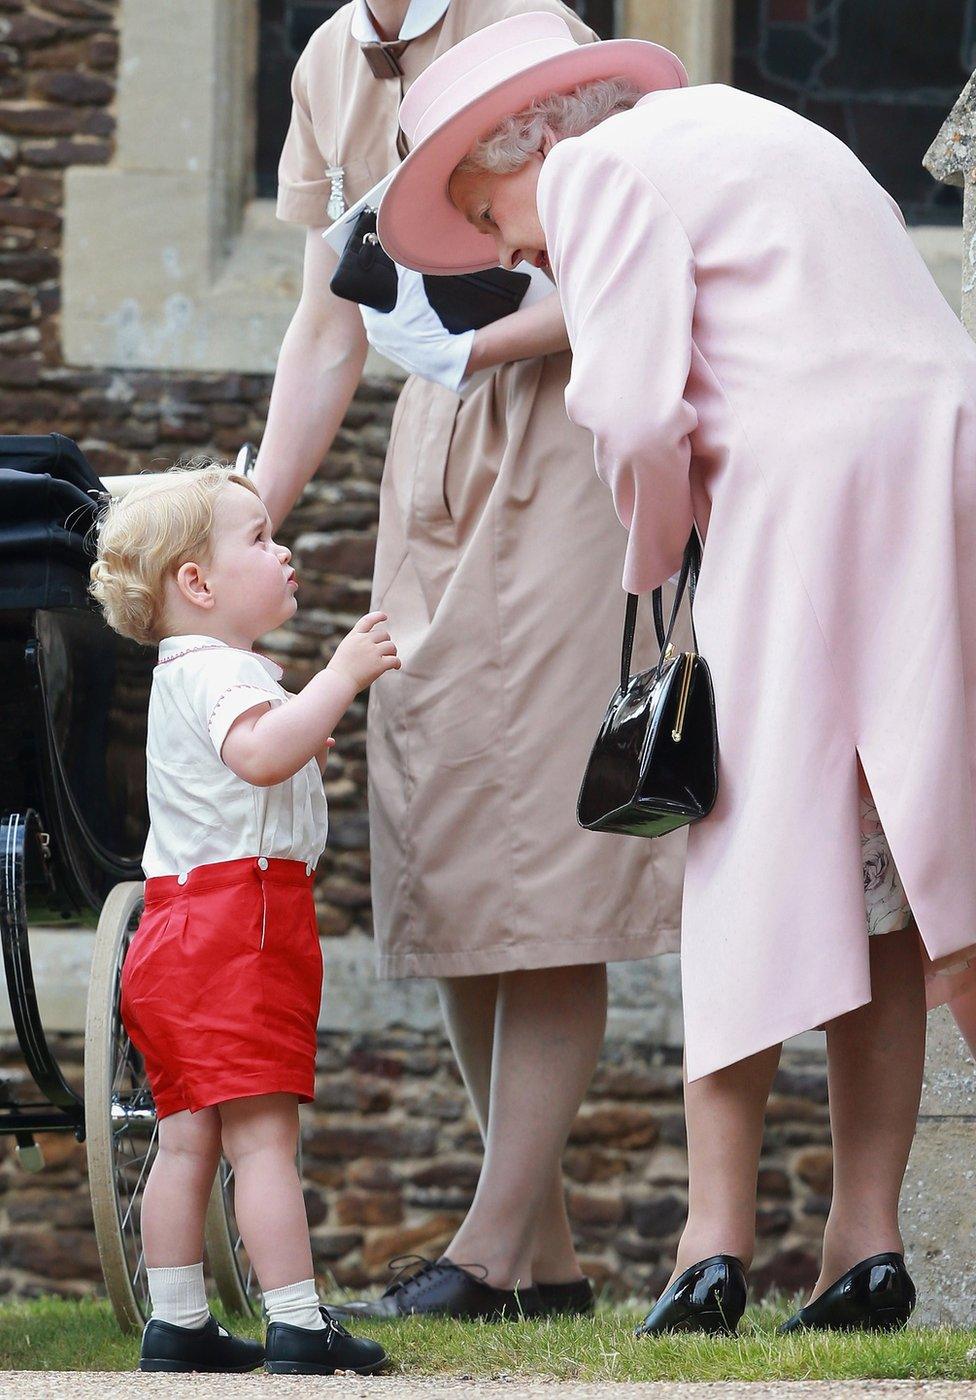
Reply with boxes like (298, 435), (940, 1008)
(361, 265), (477, 396)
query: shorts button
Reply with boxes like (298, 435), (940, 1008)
(257, 857), (269, 870)
(177, 873), (188, 886)
(305, 863), (313, 877)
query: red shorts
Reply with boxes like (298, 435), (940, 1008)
(121, 857), (323, 1120)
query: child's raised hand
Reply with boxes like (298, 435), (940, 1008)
(326, 612), (401, 694)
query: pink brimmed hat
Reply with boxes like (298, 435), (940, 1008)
(377, 11), (687, 276)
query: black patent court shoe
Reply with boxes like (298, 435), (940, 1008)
(636, 1255), (747, 1337)
(778, 1253), (916, 1334)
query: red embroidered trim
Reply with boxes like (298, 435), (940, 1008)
(207, 684), (279, 736)
(156, 643), (282, 677)
(157, 644), (226, 667)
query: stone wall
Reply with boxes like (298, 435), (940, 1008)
(1, 0), (831, 1308)
(0, 1034), (830, 1303)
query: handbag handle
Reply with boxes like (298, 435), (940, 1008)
(619, 529), (701, 691)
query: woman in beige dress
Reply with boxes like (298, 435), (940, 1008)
(254, 0), (684, 1319)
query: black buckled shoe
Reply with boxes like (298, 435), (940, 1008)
(139, 1314), (264, 1373)
(636, 1255), (747, 1337)
(329, 1254), (542, 1321)
(264, 1307), (387, 1376)
(778, 1252), (916, 1334)
(537, 1276), (596, 1317)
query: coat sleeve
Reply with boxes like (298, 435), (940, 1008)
(536, 139), (698, 594)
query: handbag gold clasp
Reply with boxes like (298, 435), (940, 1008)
(671, 652), (696, 743)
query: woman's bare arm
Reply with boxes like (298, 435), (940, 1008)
(465, 290), (570, 376)
(253, 230), (369, 531)
(256, 236), (568, 530)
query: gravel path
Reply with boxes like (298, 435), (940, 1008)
(2, 1379), (975, 1398)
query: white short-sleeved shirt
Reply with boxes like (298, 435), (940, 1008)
(141, 635), (330, 881)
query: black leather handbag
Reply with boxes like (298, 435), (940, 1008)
(577, 530), (718, 838)
(330, 208), (399, 312)
(329, 207), (532, 329)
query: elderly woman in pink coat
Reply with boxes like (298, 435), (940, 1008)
(376, 11), (976, 1335)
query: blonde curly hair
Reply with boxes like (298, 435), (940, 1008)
(90, 463), (259, 646)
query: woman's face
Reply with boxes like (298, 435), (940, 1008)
(449, 152), (553, 275)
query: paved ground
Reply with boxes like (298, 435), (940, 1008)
(2, 1380), (975, 1399)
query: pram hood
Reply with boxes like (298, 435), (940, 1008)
(0, 434), (106, 610)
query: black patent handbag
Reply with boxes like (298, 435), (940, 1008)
(577, 530), (718, 838)
(329, 208), (399, 313)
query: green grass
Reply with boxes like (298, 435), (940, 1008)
(1, 1295), (974, 1380)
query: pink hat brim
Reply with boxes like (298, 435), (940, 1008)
(378, 39), (687, 276)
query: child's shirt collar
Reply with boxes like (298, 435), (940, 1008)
(156, 634), (284, 682)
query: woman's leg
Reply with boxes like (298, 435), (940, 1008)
(218, 1093), (312, 1292)
(436, 972), (498, 1140)
(142, 1106), (222, 1266)
(947, 980), (976, 1061)
(813, 924), (926, 1298)
(671, 1043), (782, 1281)
(438, 972), (588, 1284)
(442, 963), (608, 1290)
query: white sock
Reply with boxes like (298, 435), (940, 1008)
(147, 1263), (210, 1330)
(264, 1278), (325, 1331)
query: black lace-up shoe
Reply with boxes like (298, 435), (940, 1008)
(778, 1253), (916, 1334)
(264, 1307), (387, 1376)
(329, 1254), (542, 1321)
(139, 1314), (264, 1373)
(636, 1255), (747, 1337)
(536, 1277), (596, 1317)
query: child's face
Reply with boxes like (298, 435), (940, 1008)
(195, 483), (298, 640)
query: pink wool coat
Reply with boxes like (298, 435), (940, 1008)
(537, 83), (976, 1081)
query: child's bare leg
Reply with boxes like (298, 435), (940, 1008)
(143, 1107), (222, 1264)
(815, 925), (925, 1299)
(218, 1093), (321, 1329)
(142, 1106), (222, 1326)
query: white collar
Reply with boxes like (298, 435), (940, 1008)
(156, 635), (283, 682)
(350, 0), (451, 44)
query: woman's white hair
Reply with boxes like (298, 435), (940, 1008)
(455, 77), (644, 177)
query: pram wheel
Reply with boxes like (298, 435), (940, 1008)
(85, 881), (155, 1332)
